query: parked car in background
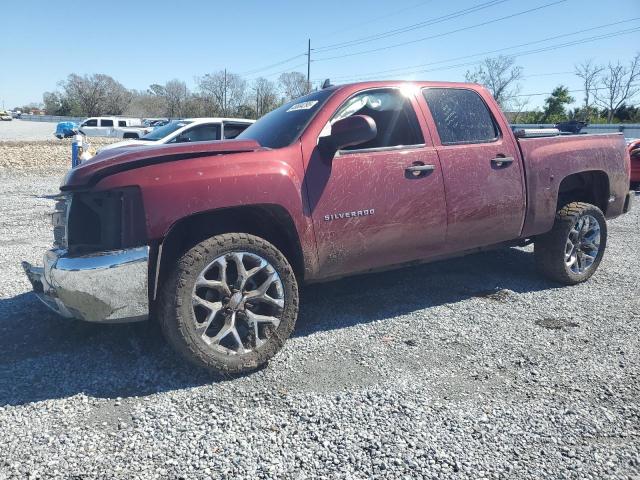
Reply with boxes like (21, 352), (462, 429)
(0, 111), (13, 121)
(23, 80), (633, 375)
(97, 118), (254, 153)
(11, 110), (22, 119)
(143, 118), (169, 127)
(78, 117), (142, 137)
(628, 138), (640, 189)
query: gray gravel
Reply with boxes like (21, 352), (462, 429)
(0, 120), (59, 141)
(0, 167), (638, 479)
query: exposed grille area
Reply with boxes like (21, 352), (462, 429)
(64, 188), (147, 254)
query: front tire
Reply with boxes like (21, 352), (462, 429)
(159, 233), (299, 374)
(534, 202), (607, 285)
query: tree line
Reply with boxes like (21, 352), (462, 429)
(466, 53), (640, 124)
(40, 71), (311, 120)
(28, 52), (640, 123)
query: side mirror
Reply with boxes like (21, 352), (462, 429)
(319, 115), (377, 156)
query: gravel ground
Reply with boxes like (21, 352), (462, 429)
(0, 157), (638, 478)
(0, 120), (60, 141)
(0, 137), (120, 172)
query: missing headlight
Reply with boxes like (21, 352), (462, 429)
(66, 187), (146, 254)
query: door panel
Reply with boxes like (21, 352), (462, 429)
(419, 87), (525, 250)
(436, 140), (524, 249)
(306, 146), (447, 278)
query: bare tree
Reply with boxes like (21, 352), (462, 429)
(465, 56), (523, 109)
(575, 59), (604, 116)
(509, 96), (531, 123)
(59, 73), (132, 116)
(594, 53), (640, 123)
(61, 74), (110, 116)
(198, 70), (247, 116)
(278, 72), (309, 101)
(102, 76), (133, 115)
(252, 77), (279, 117)
(126, 90), (167, 117)
(163, 79), (189, 117)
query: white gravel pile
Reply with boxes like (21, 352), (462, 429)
(0, 138), (120, 172)
(0, 162), (638, 478)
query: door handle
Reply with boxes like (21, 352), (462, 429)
(405, 163), (435, 178)
(491, 156), (514, 168)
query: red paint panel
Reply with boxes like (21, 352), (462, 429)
(304, 147), (447, 277)
(94, 145), (320, 277)
(416, 87), (526, 250)
(518, 133), (630, 237)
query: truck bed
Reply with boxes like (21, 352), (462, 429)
(517, 132), (630, 237)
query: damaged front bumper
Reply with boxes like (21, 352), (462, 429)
(22, 246), (149, 323)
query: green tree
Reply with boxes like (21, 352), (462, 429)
(542, 86), (574, 122)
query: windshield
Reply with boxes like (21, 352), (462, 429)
(237, 89), (336, 149)
(140, 120), (193, 141)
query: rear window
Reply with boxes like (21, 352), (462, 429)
(118, 120), (127, 127)
(223, 123), (250, 139)
(423, 88), (499, 145)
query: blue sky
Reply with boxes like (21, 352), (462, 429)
(1, 0), (639, 110)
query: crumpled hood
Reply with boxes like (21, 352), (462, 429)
(62, 139), (264, 190)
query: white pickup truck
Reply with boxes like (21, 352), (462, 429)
(78, 117), (143, 137)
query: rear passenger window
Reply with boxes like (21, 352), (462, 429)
(118, 120), (127, 127)
(423, 88), (498, 145)
(100, 119), (114, 127)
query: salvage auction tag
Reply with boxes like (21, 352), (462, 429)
(286, 101), (318, 112)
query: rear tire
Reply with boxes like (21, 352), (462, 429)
(159, 233), (299, 374)
(534, 202), (607, 285)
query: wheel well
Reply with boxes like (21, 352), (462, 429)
(152, 205), (305, 300)
(557, 171), (609, 213)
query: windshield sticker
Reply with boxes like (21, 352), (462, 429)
(286, 100), (318, 112)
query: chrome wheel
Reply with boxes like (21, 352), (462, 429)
(191, 252), (285, 355)
(565, 214), (601, 274)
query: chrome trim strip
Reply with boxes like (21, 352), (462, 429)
(337, 143), (427, 156)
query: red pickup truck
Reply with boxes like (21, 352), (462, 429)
(23, 81), (633, 374)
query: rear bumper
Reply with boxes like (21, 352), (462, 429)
(22, 246), (149, 323)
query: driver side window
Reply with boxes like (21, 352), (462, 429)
(330, 88), (424, 151)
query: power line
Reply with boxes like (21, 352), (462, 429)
(514, 83), (640, 98)
(323, 25), (640, 83)
(322, 18), (640, 81)
(239, 53), (307, 77)
(240, 0), (438, 79)
(314, 0), (568, 62)
(322, 0), (433, 37)
(314, 0), (509, 53)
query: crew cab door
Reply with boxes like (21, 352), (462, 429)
(305, 88), (448, 278)
(420, 87), (525, 250)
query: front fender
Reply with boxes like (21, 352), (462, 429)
(94, 144), (318, 275)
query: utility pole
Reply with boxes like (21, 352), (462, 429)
(306, 39), (311, 93)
